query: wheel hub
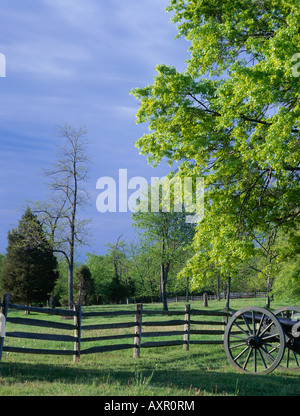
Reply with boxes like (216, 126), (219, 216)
(246, 335), (262, 349)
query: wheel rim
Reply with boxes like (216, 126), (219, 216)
(273, 306), (300, 372)
(224, 307), (285, 375)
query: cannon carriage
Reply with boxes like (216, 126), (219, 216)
(224, 306), (300, 374)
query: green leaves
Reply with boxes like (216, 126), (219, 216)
(131, 0), (299, 291)
(1, 208), (58, 304)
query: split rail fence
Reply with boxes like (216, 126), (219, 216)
(0, 293), (228, 362)
(167, 292), (267, 303)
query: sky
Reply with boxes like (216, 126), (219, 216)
(0, 0), (190, 260)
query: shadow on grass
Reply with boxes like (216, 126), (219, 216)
(0, 351), (300, 396)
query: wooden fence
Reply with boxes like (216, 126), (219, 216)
(0, 293), (228, 362)
(167, 292), (267, 303)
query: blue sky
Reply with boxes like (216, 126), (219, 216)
(0, 0), (190, 259)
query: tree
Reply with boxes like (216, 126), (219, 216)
(131, 0), (299, 293)
(271, 227), (300, 302)
(132, 186), (195, 310)
(1, 208), (58, 305)
(105, 236), (132, 304)
(32, 125), (91, 308)
(129, 242), (163, 303)
(85, 253), (115, 304)
(74, 265), (95, 306)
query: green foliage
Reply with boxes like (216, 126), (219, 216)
(272, 228), (300, 301)
(85, 253), (114, 304)
(1, 208), (58, 305)
(128, 243), (161, 302)
(272, 254), (300, 302)
(131, 0), (300, 296)
(132, 186), (195, 309)
(52, 260), (69, 306)
(74, 265), (95, 306)
(85, 240), (132, 305)
(104, 237), (132, 303)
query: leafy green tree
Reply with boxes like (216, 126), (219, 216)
(52, 260), (69, 306)
(131, 0), (300, 294)
(129, 242), (162, 302)
(86, 238), (132, 305)
(85, 253), (114, 304)
(272, 228), (300, 302)
(1, 208), (58, 305)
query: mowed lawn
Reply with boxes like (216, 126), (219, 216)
(0, 298), (299, 396)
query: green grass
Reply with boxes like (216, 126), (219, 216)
(0, 298), (299, 396)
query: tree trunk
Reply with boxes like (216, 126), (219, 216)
(266, 273), (271, 309)
(160, 263), (169, 311)
(68, 261), (74, 309)
(226, 275), (231, 309)
(186, 274), (189, 302)
(216, 275), (220, 301)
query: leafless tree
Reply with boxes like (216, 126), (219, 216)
(32, 125), (91, 308)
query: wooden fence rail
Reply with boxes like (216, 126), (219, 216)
(167, 292), (267, 303)
(0, 293), (228, 362)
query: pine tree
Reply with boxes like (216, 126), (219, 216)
(1, 208), (58, 305)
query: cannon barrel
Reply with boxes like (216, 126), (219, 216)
(230, 310), (300, 334)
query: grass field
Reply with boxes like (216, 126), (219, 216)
(0, 298), (300, 396)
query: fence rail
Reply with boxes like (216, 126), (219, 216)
(167, 292), (267, 303)
(0, 293), (228, 362)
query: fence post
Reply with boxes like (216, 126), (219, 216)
(0, 293), (10, 361)
(184, 304), (190, 351)
(133, 303), (143, 358)
(222, 307), (229, 348)
(73, 303), (81, 363)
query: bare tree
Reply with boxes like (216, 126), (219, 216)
(32, 125), (91, 308)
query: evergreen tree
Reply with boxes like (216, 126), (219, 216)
(1, 208), (58, 305)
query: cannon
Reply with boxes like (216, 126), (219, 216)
(224, 306), (300, 374)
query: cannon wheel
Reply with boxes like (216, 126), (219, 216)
(224, 306), (285, 375)
(273, 306), (300, 372)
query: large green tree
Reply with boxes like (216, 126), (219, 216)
(131, 0), (300, 291)
(1, 208), (58, 305)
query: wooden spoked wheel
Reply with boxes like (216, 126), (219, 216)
(273, 306), (300, 372)
(224, 307), (285, 375)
